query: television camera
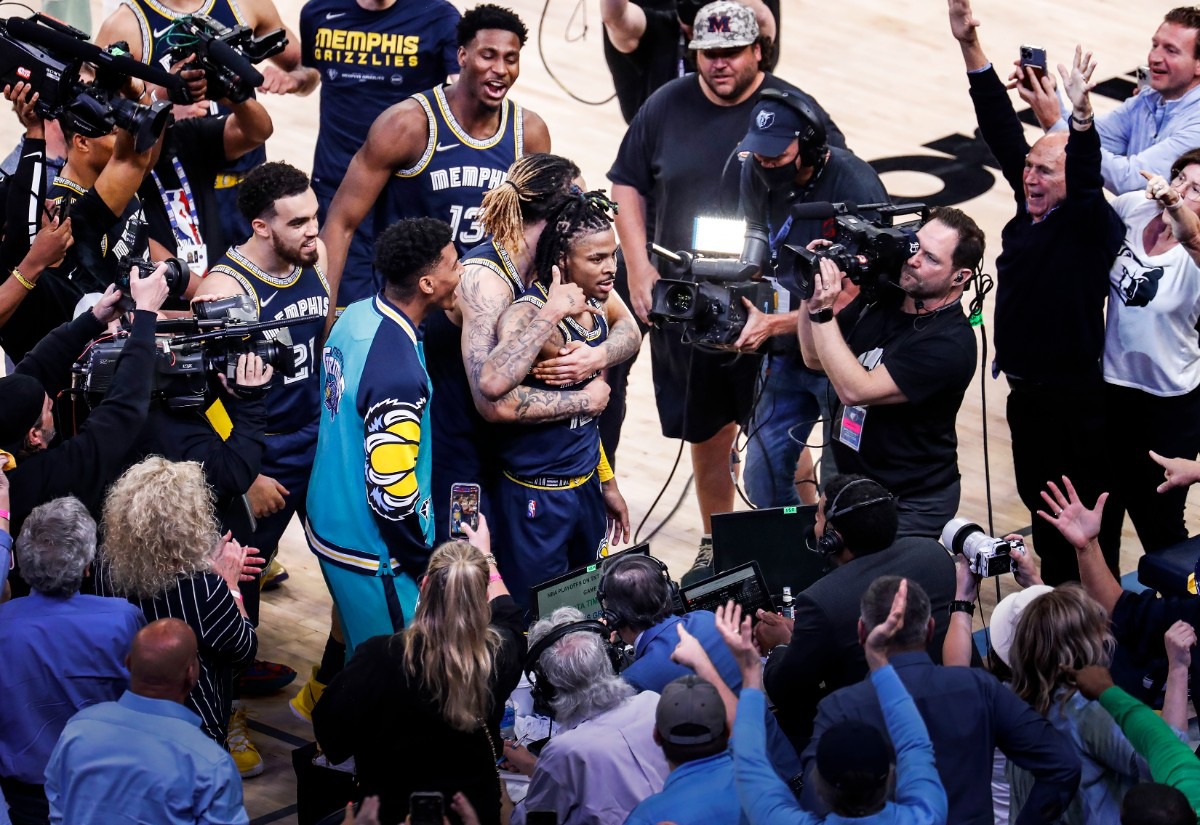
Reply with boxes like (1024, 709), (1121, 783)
(647, 244), (775, 348)
(158, 13), (287, 103)
(778, 202), (929, 302)
(73, 294), (312, 412)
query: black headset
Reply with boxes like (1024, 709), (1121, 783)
(815, 479), (896, 557)
(759, 88), (828, 169)
(595, 553), (680, 630)
(523, 620), (623, 717)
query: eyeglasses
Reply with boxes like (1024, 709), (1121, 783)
(1171, 174), (1200, 201)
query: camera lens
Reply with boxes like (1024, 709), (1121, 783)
(666, 284), (695, 315)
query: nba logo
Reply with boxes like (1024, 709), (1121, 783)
(527, 499), (537, 518)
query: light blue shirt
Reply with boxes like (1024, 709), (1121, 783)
(734, 667), (947, 825)
(624, 749), (747, 825)
(0, 590), (143, 783)
(44, 691), (247, 825)
(1055, 81), (1200, 194)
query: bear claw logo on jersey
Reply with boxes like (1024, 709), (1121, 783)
(323, 346), (345, 417)
(365, 399), (424, 521)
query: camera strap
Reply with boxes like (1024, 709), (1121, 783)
(151, 156), (207, 275)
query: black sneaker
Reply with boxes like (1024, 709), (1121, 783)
(681, 535), (715, 587)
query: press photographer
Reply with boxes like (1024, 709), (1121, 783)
(796, 207), (984, 538)
(734, 90), (889, 509)
(0, 264), (168, 593)
(0, 14), (181, 359)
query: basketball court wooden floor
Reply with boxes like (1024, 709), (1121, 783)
(4, 0), (1197, 820)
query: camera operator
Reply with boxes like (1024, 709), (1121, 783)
(0, 266), (168, 593)
(735, 92), (889, 509)
(608, 0), (845, 572)
(0, 78), (166, 362)
(948, 0), (1124, 584)
(139, 57), (273, 279)
(601, 0), (777, 124)
(796, 207), (983, 538)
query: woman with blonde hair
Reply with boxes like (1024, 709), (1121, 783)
(95, 456), (257, 745)
(1007, 584), (1150, 823)
(314, 515), (525, 825)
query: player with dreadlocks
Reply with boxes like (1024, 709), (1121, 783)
(487, 190), (637, 616)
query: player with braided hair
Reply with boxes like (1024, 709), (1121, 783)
(488, 190), (636, 616)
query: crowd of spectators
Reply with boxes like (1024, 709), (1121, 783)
(7, 0), (1200, 823)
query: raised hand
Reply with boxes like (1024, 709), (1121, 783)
(1038, 476), (1107, 550)
(1057, 44), (1098, 116)
(947, 0), (981, 45)
(864, 579), (907, 671)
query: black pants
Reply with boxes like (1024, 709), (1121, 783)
(1103, 381), (1200, 555)
(1007, 375), (1121, 585)
(0, 775), (48, 825)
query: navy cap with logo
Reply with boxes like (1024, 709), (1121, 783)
(743, 98), (806, 158)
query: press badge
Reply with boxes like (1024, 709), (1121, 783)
(837, 347), (884, 452)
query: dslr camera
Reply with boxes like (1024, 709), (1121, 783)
(647, 244), (775, 348)
(941, 518), (1019, 578)
(159, 14), (287, 103)
(0, 14), (181, 151)
(115, 217), (190, 311)
(779, 203), (928, 302)
(73, 294), (308, 411)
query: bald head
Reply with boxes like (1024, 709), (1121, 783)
(1024, 132), (1068, 222)
(127, 618), (200, 703)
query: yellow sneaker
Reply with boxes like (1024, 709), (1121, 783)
(227, 704), (263, 778)
(289, 665), (327, 724)
(260, 558), (289, 591)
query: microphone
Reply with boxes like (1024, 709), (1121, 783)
(6, 17), (187, 98)
(207, 36), (263, 88)
(789, 201), (855, 221)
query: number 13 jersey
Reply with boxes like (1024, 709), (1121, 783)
(375, 84), (525, 256)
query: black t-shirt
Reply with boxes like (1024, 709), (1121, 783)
(0, 179), (141, 361)
(140, 116), (230, 277)
(602, 0), (683, 124)
(608, 73), (846, 278)
(831, 293), (977, 496)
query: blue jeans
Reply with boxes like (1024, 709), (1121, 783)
(745, 353), (837, 508)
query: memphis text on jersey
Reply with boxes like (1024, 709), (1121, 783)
(311, 29), (424, 67)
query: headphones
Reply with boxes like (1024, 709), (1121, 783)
(595, 553), (681, 630)
(815, 479), (896, 557)
(760, 88), (828, 169)
(523, 620), (623, 717)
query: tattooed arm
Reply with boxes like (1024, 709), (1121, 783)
(602, 291), (642, 366)
(478, 273), (587, 400)
(459, 265), (610, 424)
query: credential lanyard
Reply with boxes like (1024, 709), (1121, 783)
(151, 156), (201, 244)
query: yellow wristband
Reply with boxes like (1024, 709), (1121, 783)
(597, 443), (615, 484)
(11, 268), (34, 290)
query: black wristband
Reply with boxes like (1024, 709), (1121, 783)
(808, 308), (834, 324)
(949, 599), (975, 616)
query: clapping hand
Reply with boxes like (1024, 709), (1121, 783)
(864, 579), (907, 671)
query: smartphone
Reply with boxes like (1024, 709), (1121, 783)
(449, 482), (481, 539)
(1018, 44), (1047, 90)
(410, 791), (444, 825)
(1136, 64), (1151, 93)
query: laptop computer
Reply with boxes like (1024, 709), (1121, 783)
(711, 505), (826, 597)
(680, 561), (775, 623)
(529, 543), (650, 621)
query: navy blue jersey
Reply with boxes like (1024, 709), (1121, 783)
(209, 247), (330, 434)
(121, 0), (248, 71)
(426, 239), (521, 541)
(499, 281), (608, 478)
(375, 85), (525, 255)
(300, 0), (460, 190)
